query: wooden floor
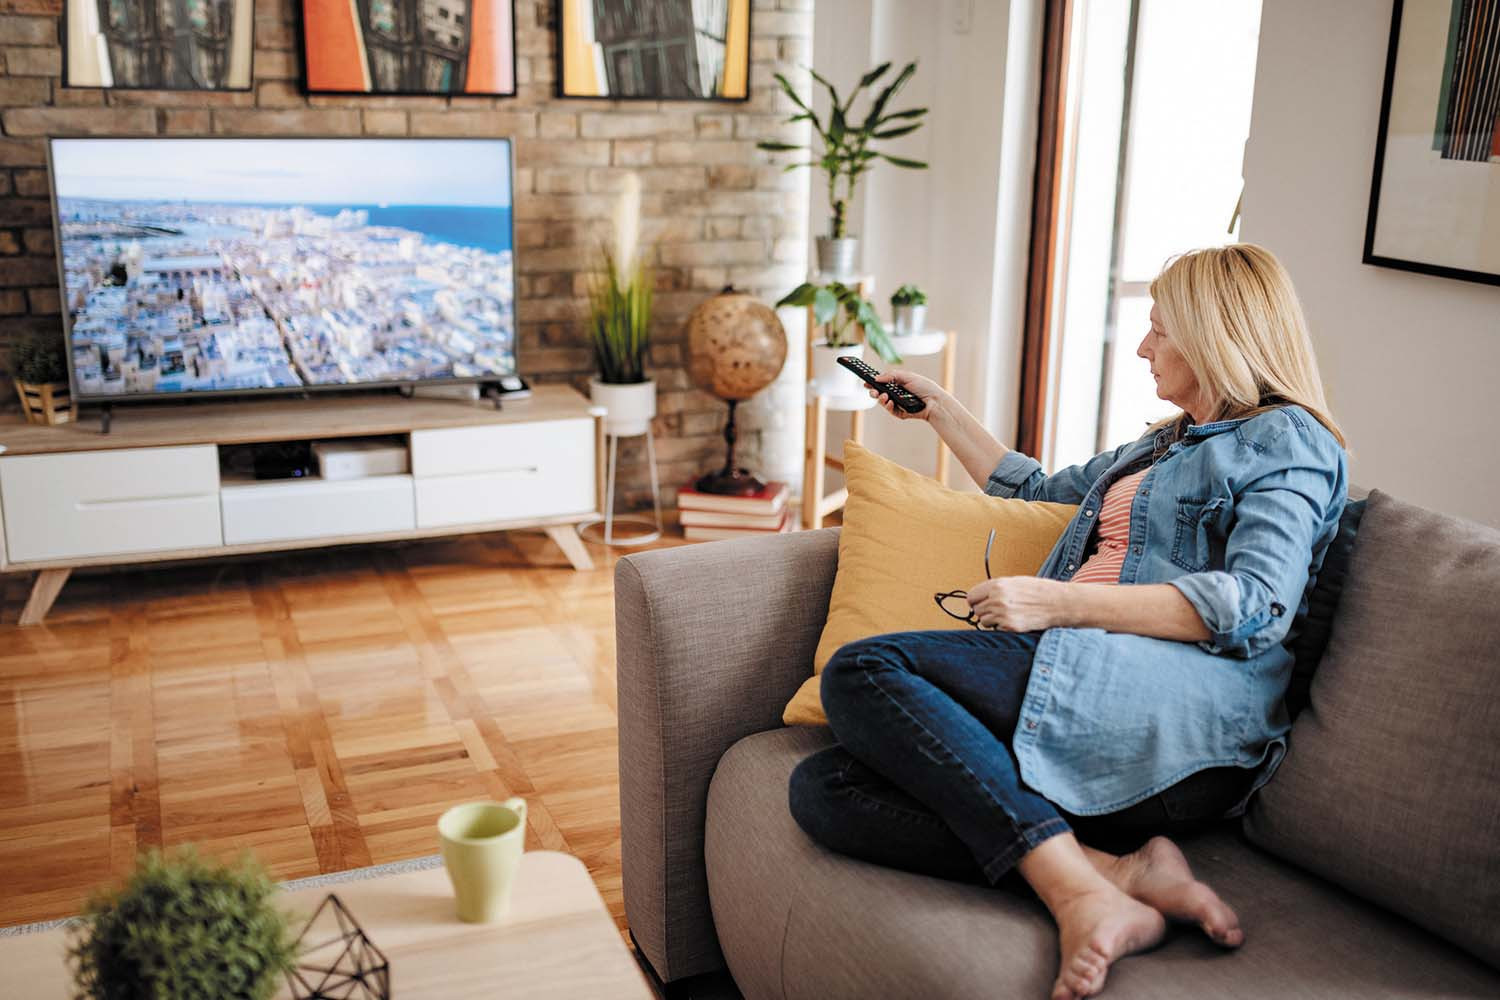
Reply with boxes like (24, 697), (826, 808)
(0, 525), (692, 931)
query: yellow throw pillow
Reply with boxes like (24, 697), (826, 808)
(783, 441), (1078, 726)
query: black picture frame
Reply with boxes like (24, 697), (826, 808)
(553, 0), (753, 103)
(299, 0), (518, 98)
(61, 0), (256, 92)
(1364, 0), (1500, 287)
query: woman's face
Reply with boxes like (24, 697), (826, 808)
(1137, 303), (1207, 423)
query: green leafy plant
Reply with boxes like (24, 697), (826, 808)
(890, 284), (928, 307)
(11, 329), (67, 385)
(69, 847), (297, 1000)
(777, 281), (902, 364)
(758, 62), (929, 239)
(587, 173), (653, 385)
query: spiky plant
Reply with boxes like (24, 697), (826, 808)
(68, 847), (296, 1000)
(587, 173), (653, 384)
(11, 328), (67, 385)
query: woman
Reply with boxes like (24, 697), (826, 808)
(788, 244), (1348, 1000)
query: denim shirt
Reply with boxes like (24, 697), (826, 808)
(984, 404), (1348, 816)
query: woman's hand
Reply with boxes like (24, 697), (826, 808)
(870, 368), (946, 422)
(966, 576), (1073, 632)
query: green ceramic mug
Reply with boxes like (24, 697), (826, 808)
(437, 798), (527, 923)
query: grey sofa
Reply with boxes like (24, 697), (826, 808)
(616, 488), (1500, 999)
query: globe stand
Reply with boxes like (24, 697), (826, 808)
(695, 400), (765, 496)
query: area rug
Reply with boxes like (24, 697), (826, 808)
(0, 854), (444, 938)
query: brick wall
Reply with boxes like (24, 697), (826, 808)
(0, 0), (812, 506)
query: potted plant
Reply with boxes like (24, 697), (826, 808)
(69, 847), (296, 1000)
(778, 281), (902, 397)
(890, 283), (929, 336)
(11, 328), (72, 425)
(586, 172), (656, 437)
(758, 62), (929, 279)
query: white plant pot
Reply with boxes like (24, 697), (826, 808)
(892, 303), (927, 336)
(809, 341), (866, 399)
(590, 378), (657, 437)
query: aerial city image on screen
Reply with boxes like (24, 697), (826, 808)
(51, 138), (515, 397)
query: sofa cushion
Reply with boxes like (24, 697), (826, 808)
(782, 441), (1075, 726)
(707, 726), (1500, 999)
(1245, 488), (1500, 969)
(1284, 497), (1366, 720)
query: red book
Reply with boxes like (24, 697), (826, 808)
(676, 481), (788, 515)
(682, 507), (794, 541)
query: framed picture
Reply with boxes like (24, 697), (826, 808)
(556, 0), (750, 101)
(301, 0), (516, 96)
(1366, 0), (1500, 286)
(64, 0), (254, 90)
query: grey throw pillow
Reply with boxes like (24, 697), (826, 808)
(1244, 489), (1500, 969)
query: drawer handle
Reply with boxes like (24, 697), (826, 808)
(75, 493), (216, 511)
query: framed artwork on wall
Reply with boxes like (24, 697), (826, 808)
(64, 0), (254, 90)
(301, 0), (516, 96)
(557, 0), (750, 101)
(1366, 0), (1500, 286)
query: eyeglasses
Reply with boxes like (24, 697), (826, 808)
(933, 528), (996, 629)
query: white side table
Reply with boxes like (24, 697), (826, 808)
(576, 415), (663, 547)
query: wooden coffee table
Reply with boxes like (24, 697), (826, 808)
(0, 851), (652, 999)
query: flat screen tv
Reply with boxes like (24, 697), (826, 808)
(48, 137), (516, 403)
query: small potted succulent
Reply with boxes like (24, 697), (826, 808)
(69, 847), (297, 1000)
(758, 62), (929, 279)
(777, 281), (902, 397)
(586, 172), (656, 437)
(890, 284), (928, 336)
(11, 327), (72, 425)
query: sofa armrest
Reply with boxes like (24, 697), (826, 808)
(616, 527), (840, 984)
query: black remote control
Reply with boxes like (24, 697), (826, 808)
(836, 355), (927, 413)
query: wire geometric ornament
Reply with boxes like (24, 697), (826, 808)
(285, 893), (391, 1000)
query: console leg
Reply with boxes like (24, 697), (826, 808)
(19, 568), (70, 626)
(544, 525), (594, 571)
(100, 403), (112, 435)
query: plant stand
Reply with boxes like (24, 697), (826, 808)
(576, 428), (663, 547)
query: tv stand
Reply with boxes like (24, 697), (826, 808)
(0, 386), (606, 625)
(99, 401), (111, 435)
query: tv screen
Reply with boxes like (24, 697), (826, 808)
(48, 137), (516, 401)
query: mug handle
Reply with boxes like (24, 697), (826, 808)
(504, 796), (528, 834)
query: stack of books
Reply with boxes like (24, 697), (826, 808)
(677, 481), (793, 540)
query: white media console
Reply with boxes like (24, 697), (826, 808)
(0, 386), (605, 625)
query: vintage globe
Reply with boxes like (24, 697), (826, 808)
(685, 288), (788, 401)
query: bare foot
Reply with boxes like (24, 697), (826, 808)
(1098, 836), (1243, 948)
(1048, 884), (1165, 1000)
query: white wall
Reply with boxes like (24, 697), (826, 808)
(1243, 0), (1500, 528)
(810, 0), (1042, 488)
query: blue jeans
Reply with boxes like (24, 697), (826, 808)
(791, 630), (1253, 886)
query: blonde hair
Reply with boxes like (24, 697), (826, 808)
(1145, 243), (1347, 451)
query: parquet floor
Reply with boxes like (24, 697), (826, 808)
(0, 526), (691, 931)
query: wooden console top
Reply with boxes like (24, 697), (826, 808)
(0, 385), (597, 456)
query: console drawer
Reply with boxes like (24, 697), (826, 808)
(411, 419), (594, 478)
(411, 420), (595, 528)
(221, 475), (415, 545)
(1, 445), (222, 563)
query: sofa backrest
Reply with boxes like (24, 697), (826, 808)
(1244, 488), (1500, 970)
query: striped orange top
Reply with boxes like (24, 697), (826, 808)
(1070, 466), (1149, 585)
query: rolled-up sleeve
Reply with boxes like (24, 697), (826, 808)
(1167, 421), (1346, 658)
(985, 441), (1134, 504)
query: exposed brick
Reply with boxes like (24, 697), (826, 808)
(50, 84), (103, 106)
(22, 227), (51, 255)
(0, 198), (49, 226)
(255, 80), (304, 108)
(212, 109), (361, 135)
(740, 216), (773, 239)
(0, 230), (19, 254)
(538, 112), (578, 139)
(4, 107), (155, 136)
(640, 216), (702, 243)
(588, 166), (704, 193)
(612, 141), (653, 167)
(0, 74), (47, 106)
(361, 109), (407, 135)
(0, 174), (9, 195)
(310, 94), (447, 109)
(750, 40), (778, 63)
(0, 15), (54, 45)
(409, 110), (538, 138)
(0, 256), (56, 286)
(707, 164), (757, 190)
(513, 221), (548, 249)
(660, 241), (771, 268)
(162, 109), (212, 134)
(26, 285), (58, 314)
(254, 15), (296, 50)
(3, 44), (59, 75)
(654, 140), (761, 165)
(515, 139), (610, 165)
(536, 167), (587, 194)
(579, 111), (694, 140)
(706, 217), (739, 240)
(696, 113), (733, 139)
(252, 48), (297, 79)
(0, 0), (62, 13)
(109, 88), (256, 108)
(13, 169), (45, 196)
(0, 289), (25, 315)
